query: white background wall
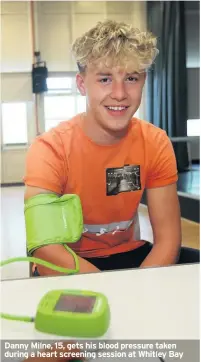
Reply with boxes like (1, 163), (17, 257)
(0, 1), (147, 184)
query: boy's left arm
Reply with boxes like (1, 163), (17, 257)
(140, 182), (182, 268)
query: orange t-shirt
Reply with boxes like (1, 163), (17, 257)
(23, 114), (178, 258)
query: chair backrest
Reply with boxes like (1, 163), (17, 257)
(133, 210), (141, 240)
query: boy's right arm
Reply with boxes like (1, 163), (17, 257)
(25, 186), (100, 276)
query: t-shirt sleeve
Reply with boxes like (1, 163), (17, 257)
(23, 130), (67, 194)
(145, 129), (178, 189)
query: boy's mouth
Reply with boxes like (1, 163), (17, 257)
(105, 106), (129, 111)
(105, 105), (129, 115)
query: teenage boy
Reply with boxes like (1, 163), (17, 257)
(24, 20), (199, 276)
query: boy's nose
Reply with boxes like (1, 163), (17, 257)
(110, 82), (127, 101)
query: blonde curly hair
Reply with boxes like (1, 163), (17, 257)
(71, 20), (159, 73)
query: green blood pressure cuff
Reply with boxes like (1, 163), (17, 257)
(24, 193), (83, 256)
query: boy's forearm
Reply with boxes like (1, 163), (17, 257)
(140, 241), (180, 268)
(33, 244), (100, 276)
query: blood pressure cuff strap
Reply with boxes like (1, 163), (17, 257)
(24, 193), (83, 256)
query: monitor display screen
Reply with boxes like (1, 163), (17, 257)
(54, 294), (96, 313)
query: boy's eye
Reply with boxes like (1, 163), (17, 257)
(127, 76), (138, 82)
(99, 78), (110, 83)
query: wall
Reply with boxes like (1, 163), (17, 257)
(185, 2), (200, 160)
(0, 1), (147, 184)
(187, 68), (200, 120)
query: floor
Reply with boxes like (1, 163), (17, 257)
(1, 186), (199, 280)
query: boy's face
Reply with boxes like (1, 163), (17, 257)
(76, 63), (146, 134)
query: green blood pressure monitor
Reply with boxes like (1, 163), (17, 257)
(1, 288), (110, 338)
(35, 289), (110, 337)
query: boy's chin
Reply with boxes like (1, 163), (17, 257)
(102, 119), (131, 133)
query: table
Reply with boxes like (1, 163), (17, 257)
(1, 263), (199, 339)
(1, 264), (199, 361)
(170, 136), (199, 172)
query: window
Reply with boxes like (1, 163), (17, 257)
(187, 119), (200, 137)
(45, 96), (76, 120)
(46, 77), (73, 94)
(44, 76), (86, 131)
(1, 102), (28, 145)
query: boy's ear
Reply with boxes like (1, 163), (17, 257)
(76, 73), (86, 96)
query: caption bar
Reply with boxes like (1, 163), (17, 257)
(1, 340), (200, 361)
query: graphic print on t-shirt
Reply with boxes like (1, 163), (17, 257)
(106, 165), (141, 196)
